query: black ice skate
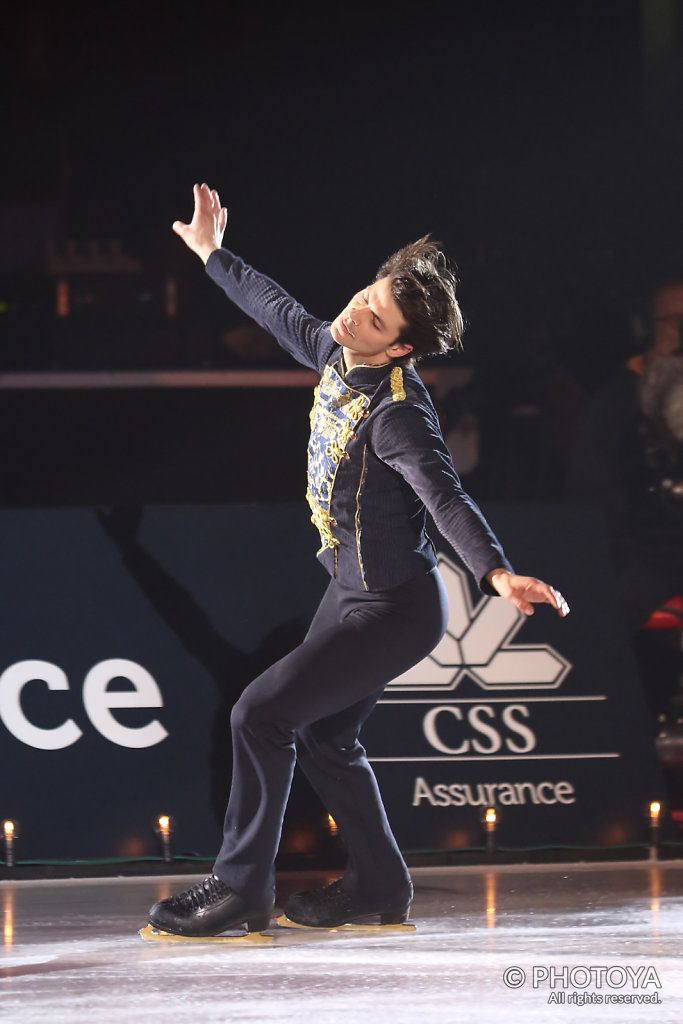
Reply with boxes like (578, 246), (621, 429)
(278, 878), (415, 931)
(140, 875), (274, 943)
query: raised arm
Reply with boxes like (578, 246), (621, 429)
(173, 183), (227, 264)
(172, 183), (337, 373)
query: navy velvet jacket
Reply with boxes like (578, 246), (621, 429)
(206, 248), (513, 593)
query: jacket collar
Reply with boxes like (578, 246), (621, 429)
(334, 353), (394, 390)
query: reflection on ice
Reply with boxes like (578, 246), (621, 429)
(0, 863), (682, 1022)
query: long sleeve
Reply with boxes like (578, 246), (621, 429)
(369, 398), (513, 591)
(205, 248), (338, 374)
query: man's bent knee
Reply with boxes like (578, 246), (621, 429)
(230, 691), (291, 740)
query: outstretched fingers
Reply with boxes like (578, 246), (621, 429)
(172, 182), (227, 262)
(211, 188), (228, 232)
(497, 574), (570, 618)
(550, 586), (570, 617)
(523, 579), (570, 617)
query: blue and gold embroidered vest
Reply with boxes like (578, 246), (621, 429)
(306, 363), (370, 561)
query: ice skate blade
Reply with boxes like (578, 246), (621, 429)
(275, 914), (416, 933)
(139, 924), (273, 944)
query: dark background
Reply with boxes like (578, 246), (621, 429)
(2, 0), (682, 379)
(2, 1), (683, 510)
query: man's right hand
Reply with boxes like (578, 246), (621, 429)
(173, 183), (227, 264)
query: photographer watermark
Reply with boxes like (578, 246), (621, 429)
(502, 965), (662, 1005)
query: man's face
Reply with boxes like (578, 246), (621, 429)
(652, 283), (683, 357)
(330, 276), (411, 367)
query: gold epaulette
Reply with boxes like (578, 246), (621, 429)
(390, 366), (406, 402)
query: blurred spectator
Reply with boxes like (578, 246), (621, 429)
(565, 277), (683, 718)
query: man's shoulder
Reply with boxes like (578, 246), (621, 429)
(370, 365), (438, 429)
(387, 363), (433, 406)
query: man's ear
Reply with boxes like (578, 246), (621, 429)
(387, 341), (413, 359)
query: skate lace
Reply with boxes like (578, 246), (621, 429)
(172, 875), (228, 912)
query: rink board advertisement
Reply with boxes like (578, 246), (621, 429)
(364, 502), (663, 851)
(0, 502), (665, 861)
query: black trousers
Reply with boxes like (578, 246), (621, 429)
(213, 566), (449, 903)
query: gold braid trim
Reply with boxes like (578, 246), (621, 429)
(306, 367), (370, 555)
(323, 395), (366, 463)
(306, 487), (338, 551)
(390, 365), (406, 402)
(355, 443), (369, 590)
(309, 384), (320, 429)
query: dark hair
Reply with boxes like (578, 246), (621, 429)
(375, 235), (464, 364)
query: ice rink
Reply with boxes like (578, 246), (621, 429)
(1, 861), (682, 1023)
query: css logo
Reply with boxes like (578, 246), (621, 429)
(0, 659), (168, 750)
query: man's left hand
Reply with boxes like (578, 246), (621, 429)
(485, 570), (570, 617)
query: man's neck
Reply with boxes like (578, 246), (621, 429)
(342, 347), (392, 372)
